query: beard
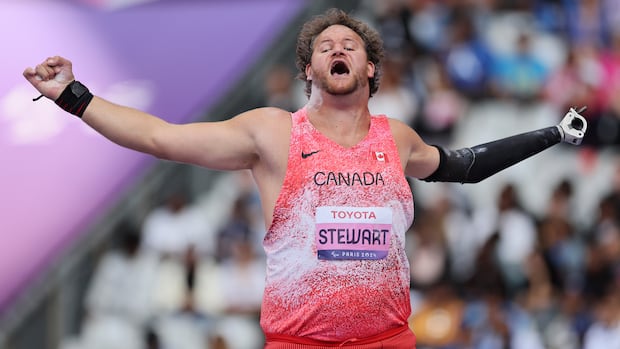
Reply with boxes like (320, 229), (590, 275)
(312, 68), (368, 95)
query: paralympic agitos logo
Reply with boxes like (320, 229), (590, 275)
(313, 171), (385, 186)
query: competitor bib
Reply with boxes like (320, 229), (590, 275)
(315, 206), (392, 260)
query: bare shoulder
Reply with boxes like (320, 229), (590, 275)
(234, 107), (291, 131)
(238, 106), (292, 163)
(238, 106), (291, 120)
(386, 117), (439, 178)
(238, 107), (292, 139)
(386, 117), (420, 147)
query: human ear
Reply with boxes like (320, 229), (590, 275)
(367, 61), (375, 79)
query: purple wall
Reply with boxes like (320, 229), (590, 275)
(0, 0), (304, 312)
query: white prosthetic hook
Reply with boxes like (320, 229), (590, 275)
(557, 106), (588, 145)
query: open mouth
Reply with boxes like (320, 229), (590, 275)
(330, 61), (350, 76)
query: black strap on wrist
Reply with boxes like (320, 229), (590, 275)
(55, 80), (94, 118)
(423, 126), (562, 183)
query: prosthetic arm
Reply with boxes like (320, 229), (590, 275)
(422, 107), (588, 184)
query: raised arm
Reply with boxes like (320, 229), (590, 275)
(402, 108), (588, 183)
(23, 56), (270, 171)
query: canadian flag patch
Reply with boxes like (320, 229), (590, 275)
(374, 151), (387, 162)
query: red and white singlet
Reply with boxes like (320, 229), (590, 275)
(261, 108), (415, 342)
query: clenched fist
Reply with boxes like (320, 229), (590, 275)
(23, 56), (75, 101)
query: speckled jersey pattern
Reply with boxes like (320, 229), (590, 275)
(261, 108), (415, 341)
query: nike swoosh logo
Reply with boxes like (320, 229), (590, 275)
(301, 150), (321, 159)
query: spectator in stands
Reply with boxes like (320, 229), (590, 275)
(464, 232), (505, 300)
(212, 237), (266, 349)
(582, 287), (620, 349)
(419, 185), (478, 285)
(85, 222), (159, 325)
(140, 191), (211, 259)
(460, 283), (515, 349)
(490, 31), (550, 103)
(580, 193), (620, 312)
(537, 216), (585, 292)
(542, 44), (600, 121)
(472, 183), (538, 295)
(533, 0), (570, 35)
(403, 0), (451, 56)
(442, 9), (494, 101)
(545, 178), (575, 221)
(73, 223), (159, 349)
(595, 31), (620, 145)
(368, 55), (419, 126)
(214, 195), (255, 263)
(520, 249), (581, 349)
(564, 0), (614, 48)
(406, 210), (450, 291)
(418, 60), (468, 145)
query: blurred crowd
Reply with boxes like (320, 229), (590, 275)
(62, 1), (620, 349)
(359, 0), (620, 148)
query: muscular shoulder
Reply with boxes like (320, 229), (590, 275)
(239, 107), (292, 140)
(386, 118), (418, 149)
(238, 107), (292, 163)
(235, 107), (290, 128)
(386, 117), (439, 178)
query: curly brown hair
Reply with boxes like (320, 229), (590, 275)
(295, 8), (384, 98)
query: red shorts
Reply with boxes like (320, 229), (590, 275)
(264, 325), (416, 348)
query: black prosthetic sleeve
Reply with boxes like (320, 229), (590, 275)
(423, 126), (562, 183)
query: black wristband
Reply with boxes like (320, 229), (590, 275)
(55, 80), (94, 118)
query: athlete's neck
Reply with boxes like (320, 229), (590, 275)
(307, 86), (370, 116)
(305, 91), (371, 147)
